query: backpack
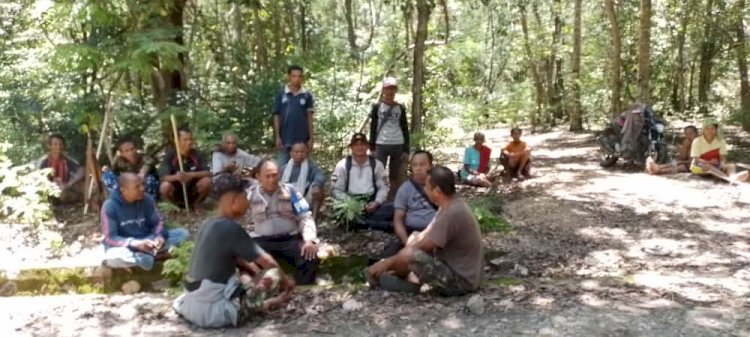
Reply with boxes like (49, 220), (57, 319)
(344, 155), (378, 196)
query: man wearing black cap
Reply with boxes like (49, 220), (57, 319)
(331, 133), (393, 230)
(173, 174), (294, 328)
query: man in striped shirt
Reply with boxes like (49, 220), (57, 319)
(101, 173), (189, 270)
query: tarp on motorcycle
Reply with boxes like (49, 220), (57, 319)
(620, 104), (646, 156)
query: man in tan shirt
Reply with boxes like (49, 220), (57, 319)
(367, 166), (483, 296)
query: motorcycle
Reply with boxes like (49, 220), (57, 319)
(597, 104), (669, 168)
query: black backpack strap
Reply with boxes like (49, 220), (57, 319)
(410, 179), (438, 210)
(345, 155), (352, 194)
(369, 156), (378, 202)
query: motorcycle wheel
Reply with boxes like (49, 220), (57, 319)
(597, 132), (620, 167)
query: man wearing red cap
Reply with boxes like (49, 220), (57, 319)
(370, 77), (410, 193)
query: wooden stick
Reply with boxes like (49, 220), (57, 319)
(83, 110), (111, 215)
(170, 114), (191, 213)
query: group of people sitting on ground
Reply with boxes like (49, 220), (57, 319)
(37, 66), (484, 329)
(646, 119), (749, 182)
(459, 128), (534, 188)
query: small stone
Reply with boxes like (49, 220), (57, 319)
(489, 258), (504, 266)
(342, 299), (363, 312)
(121, 280), (141, 295)
(466, 294), (485, 315)
(513, 264), (529, 276)
(551, 315), (567, 326)
(538, 327), (556, 336)
(0, 281), (17, 296)
(151, 279), (172, 291)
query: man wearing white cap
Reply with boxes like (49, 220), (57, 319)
(369, 77), (410, 194)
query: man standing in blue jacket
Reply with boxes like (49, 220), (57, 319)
(101, 173), (189, 270)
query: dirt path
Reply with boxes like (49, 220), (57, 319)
(4, 129), (750, 336)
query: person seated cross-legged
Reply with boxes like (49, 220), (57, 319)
(331, 133), (394, 231)
(247, 160), (319, 285)
(37, 133), (85, 204)
(101, 173), (189, 270)
(646, 125), (698, 175)
(159, 127), (212, 212)
(103, 134), (160, 198)
(280, 142), (326, 222)
(383, 150), (438, 257)
(689, 119), (750, 183)
(211, 132), (260, 178)
(500, 128), (532, 179)
(173, 174), (295, 328)
(367, 166), (483, 296)
(459, 132), (492, 187)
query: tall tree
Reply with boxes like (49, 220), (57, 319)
(637, 0), (652, 104)
(411, 0), (432, 136)
(736, 0), (750, 131)
(670, 0), (691, 113)
(569, 0), (583, 131)
(519, 3), (544, 132)
(605, 0), (622, 116)
(697, 0), (719, 115)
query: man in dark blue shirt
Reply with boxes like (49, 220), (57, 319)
(272, 65), (315, 164)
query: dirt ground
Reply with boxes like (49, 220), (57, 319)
(3, 128), (750, 337)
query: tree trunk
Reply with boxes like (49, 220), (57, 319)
(300, 2), (308, 51)
(736, 0), (750, 131)
(547, 0), (563, 125)
(252, 1), (267, 72)
(411, 0), (432, 137)
(605, 0), (622, 116)
(637, 0), (652, 104)
(570, 0), (583, 131)
(344, 0), (359, 59)
(698, 0), (717, 115)
(671, 0), (690, 114)
(519, 4), (544, 132)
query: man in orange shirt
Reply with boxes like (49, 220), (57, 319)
(501, 128), (532, 179)
(646, 125), (697, 175)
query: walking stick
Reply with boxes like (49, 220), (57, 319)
(170, 115), (191, 213)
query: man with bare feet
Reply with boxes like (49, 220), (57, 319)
(689, 119), (749, 183)
(646, 125), (697, 175)
(500, 128), (532, 180)
(173, 174), (294, 328)
(159, 127), (212, 212)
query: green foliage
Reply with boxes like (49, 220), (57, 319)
(327, 195), (368, 230)
(157, 201), (182, 215)
(0, 144), (58, 226)
(468, 199), (512, 234)
(162, 240), (193, 283)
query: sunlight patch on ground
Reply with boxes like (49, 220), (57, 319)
(578, 293), (609, 307)
(534, 147), (596, 161)
(631, 271), (750, 302)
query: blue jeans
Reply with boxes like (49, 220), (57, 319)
(103, 228), (189, 270)
(277, 147), (291, 165)
(103, 171), (160, 198)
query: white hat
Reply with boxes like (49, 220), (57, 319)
(382, 77), (398, 88)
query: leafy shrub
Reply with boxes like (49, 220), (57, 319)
(327, 195), (368, 231)
(469, 203), (512, 234)
(162, 240), (193, 284)
(0, 143), (59, 226)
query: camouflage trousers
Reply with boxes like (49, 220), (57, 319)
(408, 248), (473, 296)
(234, 268), (284, 323)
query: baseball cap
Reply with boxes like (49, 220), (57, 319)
(349, 133), (368, 146)
(382, 77), (398, 88)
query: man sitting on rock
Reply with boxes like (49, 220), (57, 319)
(211, 132), (260, 178)
(101, 173), (189, 270)
(500, 128), (532, 179)
(37, 133), (85, 203)
(173, 174), (294, 328)
(280, 142), (326, 221)
(248, 159), (319, 285)
(103, 134), (159, 198)
(387, 150), (437, 255)
(159, 127), (212, 212)
(367, 166), (483, 296)
(331, 133), (393, 231)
